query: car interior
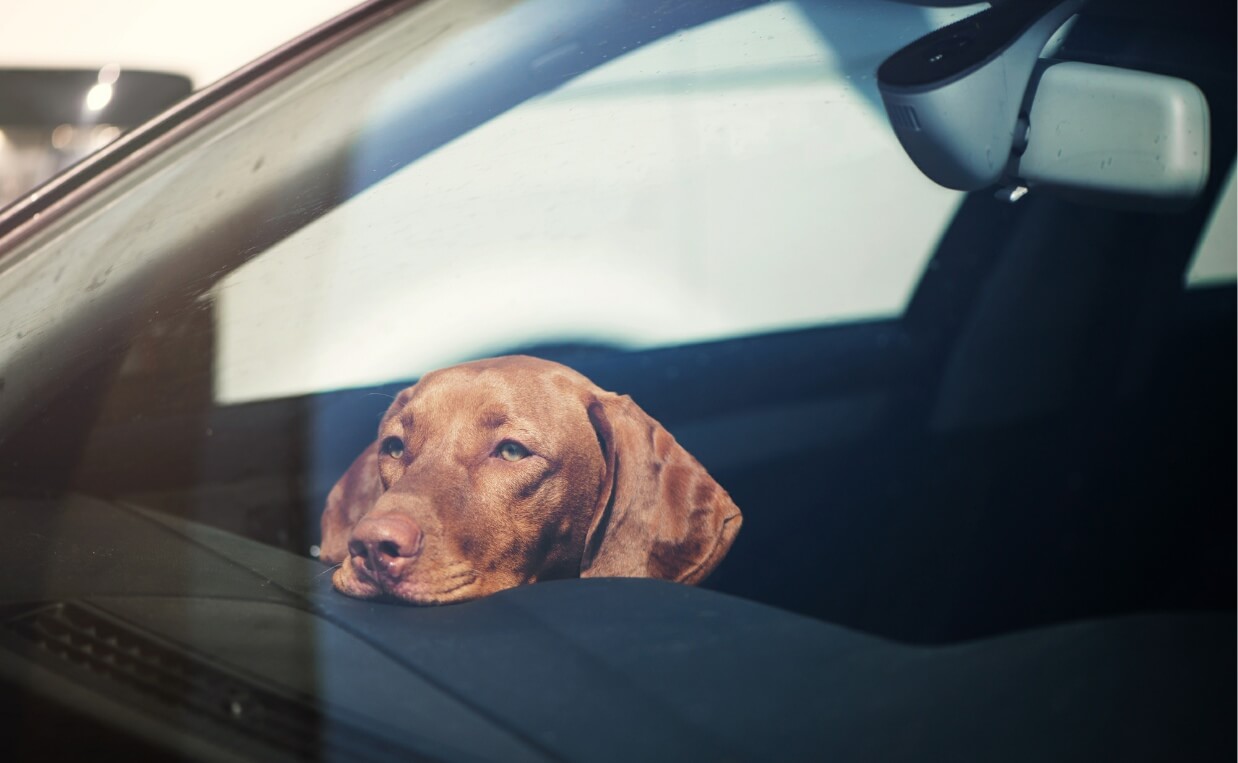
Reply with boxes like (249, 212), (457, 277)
(0, 0), (1231, 760)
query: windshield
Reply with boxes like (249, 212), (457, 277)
(0, 0), (1232, 636)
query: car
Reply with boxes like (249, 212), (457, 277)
(0, 0), (1232, 760)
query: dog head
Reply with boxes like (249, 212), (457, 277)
(322, 355), (741, 604)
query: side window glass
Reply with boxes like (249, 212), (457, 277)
(214, 2), (972, 404)
(1185, 162), (1237, 288)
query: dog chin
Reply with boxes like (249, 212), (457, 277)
(387, 573), (481, 605)
(332, 563), (481, 605)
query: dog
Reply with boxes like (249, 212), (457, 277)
(320, 355), (741, 604)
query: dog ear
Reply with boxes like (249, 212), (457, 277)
(580, 393), (742, 584)
(319, 439), (383, 565)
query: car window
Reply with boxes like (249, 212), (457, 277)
(0, 0), (1231, 643)
(1185, 161), (1237, 288)
(211, 1), (976, 404)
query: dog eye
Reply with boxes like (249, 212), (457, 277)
(496, 441), (530, 461)
(380, 436), (405, 459)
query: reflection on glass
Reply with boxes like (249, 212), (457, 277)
(0, 68), (191, 207)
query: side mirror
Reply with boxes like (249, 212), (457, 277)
(877, 0), (1210, 209)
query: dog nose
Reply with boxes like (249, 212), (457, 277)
(347, 514), (424, 586)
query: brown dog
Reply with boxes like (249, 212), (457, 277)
(320, 355), (742, 604)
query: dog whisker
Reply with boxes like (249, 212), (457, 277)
(315, 562), (343, 579)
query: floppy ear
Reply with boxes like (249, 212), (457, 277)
(580, 393), (742, 584)
(319, 440), (383, 565)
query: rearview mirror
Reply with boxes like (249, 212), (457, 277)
(1011, 60), (1209, 210)
(877, 0), (1210, 209)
